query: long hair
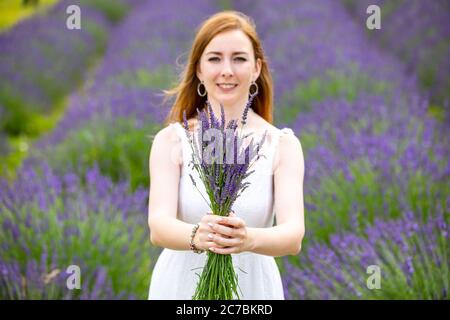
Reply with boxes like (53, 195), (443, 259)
(162, 10), (274, 127)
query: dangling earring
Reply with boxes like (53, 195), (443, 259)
(249, 81), (259, 98)
(197, 81), (207, 97)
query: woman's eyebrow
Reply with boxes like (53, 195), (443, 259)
(206, 51), (249, 55)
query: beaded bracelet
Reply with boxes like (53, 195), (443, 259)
(189, 223), (205, 254)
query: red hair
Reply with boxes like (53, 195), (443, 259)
(162, 10), (274, 127)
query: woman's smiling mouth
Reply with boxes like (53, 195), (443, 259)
(217, 83), (238, 92)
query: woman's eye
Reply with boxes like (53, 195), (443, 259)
(208, 57), (247, 62)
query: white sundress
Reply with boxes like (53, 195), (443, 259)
(148, 120), (295, 300)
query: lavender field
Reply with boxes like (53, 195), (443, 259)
(0, 0), (448, 299)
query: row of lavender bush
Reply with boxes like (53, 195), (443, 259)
(234, 0), (419, 122)
(1, 0), (221, 299)
(234, 0), (449, 299)
(0, 160), (154, 299)
(343, 0), (449, 112)
(0, 0), (448, 299)
(0, 0), (115, 138)
(27, 0), (219, 191)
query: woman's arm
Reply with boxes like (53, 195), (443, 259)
(147, 125), (193, 250)
(209, 132), (305, 257)
(254, 131), (306, 256)
(147, 124), (227, 252)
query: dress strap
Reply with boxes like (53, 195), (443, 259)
(171, 122), (188, 142)
(280, 128), (295, 136)
(170, 122), (193, 167)
(272, 127), (295, 150)
(269, 127), (295, 171)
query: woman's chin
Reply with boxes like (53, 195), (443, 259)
(212, 92), (240, 104)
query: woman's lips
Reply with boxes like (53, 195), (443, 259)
(217, 84), (238, 93)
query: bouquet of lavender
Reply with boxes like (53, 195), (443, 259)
(182, 94), (267, 300)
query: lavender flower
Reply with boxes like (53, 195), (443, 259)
(182, 96), (267, 300)
(183, 101), (266, 218)
(283, 210), (449, 299)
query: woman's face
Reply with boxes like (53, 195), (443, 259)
(197, 29), (261, 107)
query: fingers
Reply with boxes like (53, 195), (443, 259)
(198, 211), (245, 254)
(205, 240), (225, 250)
(198, 235), (226, 251)
(210, 222), (236, 237)
(216, 216), (245, 229)
(209, 246), (235, 255)
(209, 233), (241, 247)
(202, 211), (240, 225)
(200, 211), (245, 242)
(196, 214), (224, 251)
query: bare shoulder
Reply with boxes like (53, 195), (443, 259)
(150, 123), (183, 167)
(273, 127), (304, 175)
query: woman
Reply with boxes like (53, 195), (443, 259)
(147, 10), (305, 300)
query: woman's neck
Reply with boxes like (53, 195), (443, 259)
(202, 99), (255, 130)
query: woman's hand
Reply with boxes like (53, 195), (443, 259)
(193, 212), (251, 254)
(208, 212), (251, 254)
(192, 211), (227, 252)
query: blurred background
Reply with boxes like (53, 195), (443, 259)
(0, 0), (448, 299)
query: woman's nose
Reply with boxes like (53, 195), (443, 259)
(220, 59), (234, 77)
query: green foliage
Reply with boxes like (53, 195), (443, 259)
(277, 68), (391, 124)
(80, 0), (133, 24)
(304, 159), (448, 247)
(0, 197), (153, 299)
(284, 213), (449, 299)
(0, 0), (58, 32)
(33, 117), (161, 192)
(0, 21), (107, 141)
(114, 65), (177, 89)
